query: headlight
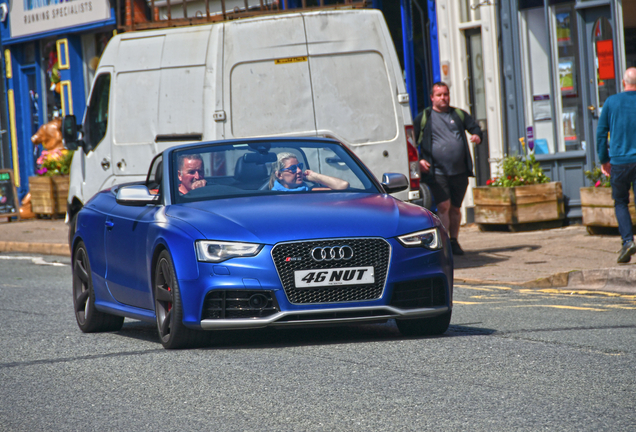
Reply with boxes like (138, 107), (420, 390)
(195, 240), (263, 262)
(397, 228), (442, 250)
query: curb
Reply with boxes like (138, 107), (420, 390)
(455, 268), (636, 295)
(0, 241), (70, 257)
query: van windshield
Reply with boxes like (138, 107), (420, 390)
(171, 140), (379, 203)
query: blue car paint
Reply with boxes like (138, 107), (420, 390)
(169, 193), (437, 244)
(73, 138), (453, 332)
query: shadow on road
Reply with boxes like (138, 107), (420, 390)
(453, 244), (541, 269)
(113, 319), (497, 350)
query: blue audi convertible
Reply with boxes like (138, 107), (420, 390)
(71, 138), (453, 348)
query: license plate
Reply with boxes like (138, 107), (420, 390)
(294, 266), (374, 288)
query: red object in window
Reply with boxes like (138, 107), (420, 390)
(597, 40), (615, 80)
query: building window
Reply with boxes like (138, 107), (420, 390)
(519, 3), (586, 155)
(551, 3), (585, 152)
(520, 7), (555, 155)
(460, 0), (481, 23)
(40, 38), (62, 123)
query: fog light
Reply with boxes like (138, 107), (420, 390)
(248, 294), (268, 309)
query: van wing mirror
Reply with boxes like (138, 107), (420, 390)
(381, 173), (409, 194)
(62, 115), (85, 152)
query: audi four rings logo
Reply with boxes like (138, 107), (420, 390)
(311, 246), (354, 261)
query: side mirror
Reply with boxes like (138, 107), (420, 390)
(116, 185), (160, 206)
(381, 173), (409, 194)
(62, 115), (84, 152)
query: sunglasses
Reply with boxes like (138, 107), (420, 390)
(280, 163), (304, 173)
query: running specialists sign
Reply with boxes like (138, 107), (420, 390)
(9, 0), (112, 38)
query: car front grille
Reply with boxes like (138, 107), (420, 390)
(271, 238), (391, 304)
(389, 277), (447, 309)
(202, 290), (278, 319)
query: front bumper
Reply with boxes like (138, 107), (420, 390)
(200, 305), (450, 330)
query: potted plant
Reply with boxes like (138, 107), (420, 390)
(473, 154), (564, 230)
(580, 163), (635, 234)
(29, 148), (73, 217)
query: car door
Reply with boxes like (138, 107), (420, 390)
(103, 187), (160, 310)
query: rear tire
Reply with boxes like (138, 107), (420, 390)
(73, 241), (124, 332)
(396, 310), (451, 337)
(154, 250), (207, 349)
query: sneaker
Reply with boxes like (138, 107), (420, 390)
(617, 241), (636, 264)
(450, 238), (464, 256)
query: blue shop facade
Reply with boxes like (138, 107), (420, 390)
(0, 0), (116, 199)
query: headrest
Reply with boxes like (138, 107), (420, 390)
(234, 156), (268, 183)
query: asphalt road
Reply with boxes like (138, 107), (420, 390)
(1, 253), (635, 431)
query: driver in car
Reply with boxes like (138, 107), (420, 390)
(178, 154), (207, 194)
(269, 152), (349, 192)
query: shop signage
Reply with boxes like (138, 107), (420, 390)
(0, 170), (19, 219)
(596, 40), (615, 81)
(9, 0), (112, 39)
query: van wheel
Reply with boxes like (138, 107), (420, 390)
(396, 311), (451, 336)
(68, 213), (78, 248)
(420, 183), (434, 210)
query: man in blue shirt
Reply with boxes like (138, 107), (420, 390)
(597, 67), (636, 263)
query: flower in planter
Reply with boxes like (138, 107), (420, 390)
(584, 163), (610, 188)
(36, 148), (73, 176)
(487, 154), (550, 187)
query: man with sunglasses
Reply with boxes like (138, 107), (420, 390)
(270, 152), (349, 192)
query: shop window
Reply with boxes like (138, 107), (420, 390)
(85, 73), (110, 151)
(592, 17), (617, 111)
(82, 32), (113, 95)
(41, 38), (62, 123)
(552, 4), (585, 152)
(520, 7), (556, 154)
(519, 4), (587, 155)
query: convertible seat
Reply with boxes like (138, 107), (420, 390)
(234, 157), (269, 190)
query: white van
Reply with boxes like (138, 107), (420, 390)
(63, 8), (422, 229)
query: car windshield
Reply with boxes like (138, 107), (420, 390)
(170, 140), (379, 203)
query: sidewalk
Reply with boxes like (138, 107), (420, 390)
(0, 218), (634, 294)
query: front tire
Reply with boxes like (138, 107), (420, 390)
(154, 250), (206, 349)
(396, 310), (451, 336)
(73, 241), (124, 332)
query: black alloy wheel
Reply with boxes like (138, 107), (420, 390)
(72, 241), (124, 332)
(396, 310), (452, 337)
(154, 250), (207, 349)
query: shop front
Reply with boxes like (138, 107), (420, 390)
(499, 0), (632, 219)
(0, 0), (116, 200)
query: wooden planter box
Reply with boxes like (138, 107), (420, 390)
(473, 182), (565, 230)
(29, 175), (69, 218)
(580, 187), (635, 230)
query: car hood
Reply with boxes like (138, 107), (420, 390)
(166, 193), (436, 244)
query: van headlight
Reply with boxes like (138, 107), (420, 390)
(196, 240), (262, 262)
(397, 228), (442, 250)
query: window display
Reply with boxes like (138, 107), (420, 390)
(552, 5), (584, 152)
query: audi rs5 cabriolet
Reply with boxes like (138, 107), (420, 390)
(71, 138), (453, 348)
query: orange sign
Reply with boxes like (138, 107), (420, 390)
(597, 40), (615, 80)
